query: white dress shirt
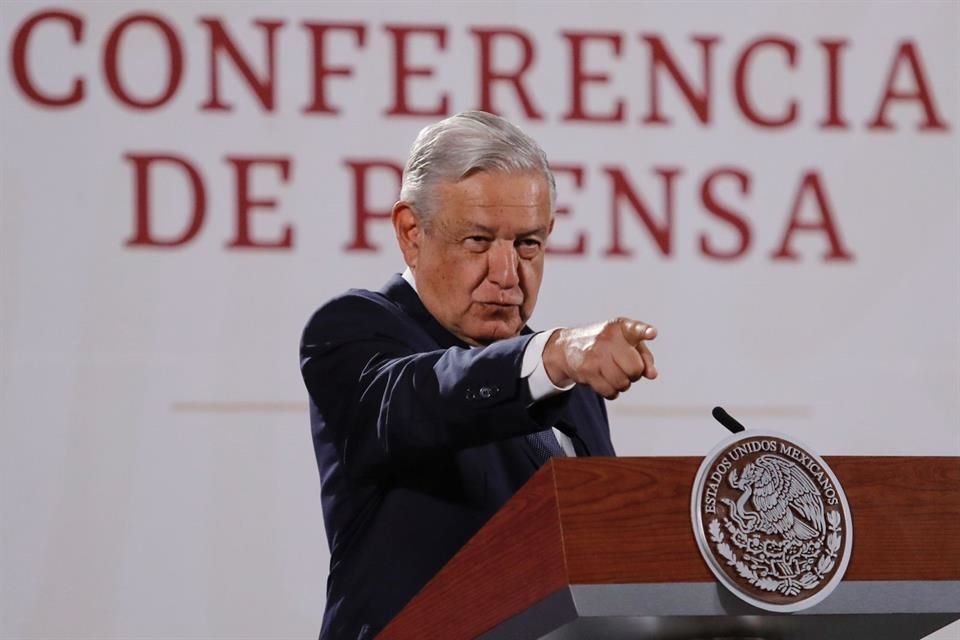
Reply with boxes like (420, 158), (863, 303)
(401, 268), (577, 456)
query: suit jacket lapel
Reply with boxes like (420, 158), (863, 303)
(557, 394), (615, 457)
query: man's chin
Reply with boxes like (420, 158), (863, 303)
(464, 319), (524, 345)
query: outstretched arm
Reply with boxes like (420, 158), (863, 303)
(300, 296), (569, 479)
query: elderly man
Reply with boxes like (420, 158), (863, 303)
(300, 111), (657, 639)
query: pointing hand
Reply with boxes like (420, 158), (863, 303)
(542, 318), (658, 400)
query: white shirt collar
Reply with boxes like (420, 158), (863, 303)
(401, 266), (418, 294)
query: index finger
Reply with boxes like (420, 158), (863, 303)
(618, 318), (657, 345)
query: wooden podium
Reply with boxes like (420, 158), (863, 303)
(380, 457), (960, 640)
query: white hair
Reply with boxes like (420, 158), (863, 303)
(399, 111), (556, 225)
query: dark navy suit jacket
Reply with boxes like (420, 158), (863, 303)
(300, 275), (614, 639)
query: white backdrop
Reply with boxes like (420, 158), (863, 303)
(2, 1), (958, 638)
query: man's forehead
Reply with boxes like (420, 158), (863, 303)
(438, 170), (548, 203)
(434, 173), (549, 219)
(436, 199), (552, 234)
(457, 186), (545, 206)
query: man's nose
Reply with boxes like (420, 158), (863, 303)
(487, 241), (520, 288)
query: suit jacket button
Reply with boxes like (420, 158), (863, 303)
(479, 386), (493, 399)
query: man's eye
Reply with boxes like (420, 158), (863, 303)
(464, 236), (491, 251)
(517, 238), (542, 257)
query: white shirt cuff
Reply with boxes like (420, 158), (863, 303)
(521, 329), (575, 402)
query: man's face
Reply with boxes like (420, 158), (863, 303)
(397, 170), (554, 346)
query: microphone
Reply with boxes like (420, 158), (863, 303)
(712, 406), (746, 434)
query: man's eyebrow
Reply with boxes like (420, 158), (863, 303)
(455, 222), (550, 237)
(455, 220), (548, 238)
(458, 223), (497, 236)
(517, 225), (550, 238)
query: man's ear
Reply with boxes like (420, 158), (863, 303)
(392, 202), (421, 269)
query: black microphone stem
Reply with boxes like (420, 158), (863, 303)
(712, 406), (746, 434)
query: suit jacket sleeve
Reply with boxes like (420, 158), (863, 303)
(300, 294), (570, 479)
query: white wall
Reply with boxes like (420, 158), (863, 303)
(2, 1), (957, 637)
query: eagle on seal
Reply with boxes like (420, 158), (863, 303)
(721, 454), (825, 541)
